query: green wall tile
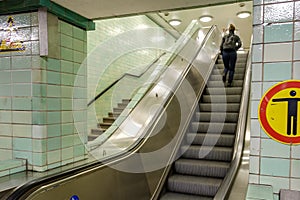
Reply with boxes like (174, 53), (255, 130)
(32, 84), (47, 97)
(60, 21), (73, 36)
(73, 51), (84, 64)
(0, 111), (11, 123)
(47, 71), (61, 85)
(263, 62), (292, 81)
(12, 111), (32, 124)
(12, 125), (31, 138)
(12, 56), (31, 69)
(32, 112), (47, 125)
(0, 137), (12, 149)
(47, 124), (61, 137)
(47, 58), (61, 72)
(61, 86), (73, 98)
(0, 84), (12, 96)
(73, 26), (84, 41)
(47, 150), (61, 164)
(32, 139), (47, 153)
(261, 157), (290, 177)
(0, 72), (11, 84)
(62, 135), (73, 148)
(61, 99), (72, 110)
(61, 34), (73, 49)
(13, 138), (32, 151)
(47, 98), (61, 110)
(47, 137), (61, 151)
(12, 71), (32, 83)
(12, 84), (31, 97)
(62, 111), (73, 123)
(47, 112), (61, 124)
(0, 57), (11, 70)
(73, 38), (84, 51)
(47, 85), (61, 97)
(32, 152), (47, 166)
(0, 97), (11, 110)
(61, 73), (74, 86)
(12, 98), (31, 110)
(73, 144), (84, 157)
(62, 123), (74, 136)
(32, 98), (47, 111)
(264, 22), (293, 43)
(62, 147), (73, 160)
(61, 60), (73, 74)
(61, 47), (73, 61)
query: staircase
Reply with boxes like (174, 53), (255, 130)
(88, 99), (131, 141)
(160, 52), (248, 199)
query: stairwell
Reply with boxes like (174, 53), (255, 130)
(88, 99), (131, 141)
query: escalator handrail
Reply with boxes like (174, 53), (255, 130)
(214, 36), (253, 200)
(152, 25), (222, 200)
(87, 53), (166, 106)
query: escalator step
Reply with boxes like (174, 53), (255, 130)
(174, 158), (230, 178)
(182, 145), (233, 161)
(199, 103), (240, 112)
(204, 87), (242, 95)
(191, 122), (236, 134)
(160, 192), (213, 200)
(215, 63), (246, 69)
(202, 94), (241, 103)
(186, 133), (235, 147)
(209, 74), (244, 81)
(167, 174), (222, 197)
(212, 68), (245, 75)
(195, 112), (238, 122)
(206, 80), (244, 88)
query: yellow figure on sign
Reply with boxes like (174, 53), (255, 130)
(272, 90), (300, 136)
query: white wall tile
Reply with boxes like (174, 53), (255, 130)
(264, 43), (292, 62)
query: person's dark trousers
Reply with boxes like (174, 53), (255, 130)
(222, 49), (237, 84)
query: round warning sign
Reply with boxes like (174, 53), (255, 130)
(258, 80), (300, 145)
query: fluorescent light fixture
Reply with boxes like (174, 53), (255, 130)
(169, 19), (182, 26)
(199, 15), (213, 22)
(237, 11), (251, 18)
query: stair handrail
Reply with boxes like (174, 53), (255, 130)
(214, 36), (253, 200)
(87, 53), (166, 107)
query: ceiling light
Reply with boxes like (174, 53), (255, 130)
(237, 11), (251, 19)
(169, 19), (182, 26)
(199, 15), (213, 23)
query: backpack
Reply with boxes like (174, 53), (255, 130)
(222, 34), (236, 50)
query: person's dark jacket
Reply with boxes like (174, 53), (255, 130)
(220, 32), (242, 52)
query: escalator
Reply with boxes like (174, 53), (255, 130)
(2, 24), (251, 200)
(160, 52), (248, 199)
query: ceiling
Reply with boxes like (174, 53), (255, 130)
(51, 0), (253, 48)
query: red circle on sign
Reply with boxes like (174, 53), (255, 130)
(259, 80), (300, 144)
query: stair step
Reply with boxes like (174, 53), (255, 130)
(182, 145), (233, 162)
(174, 159), (230, 178)
(97, 122), (112, 129)
(186, 133), (235, 147)
(167, 174), (222, 197)
(103, 117), (116, 123)
(195, 112), (238, 122)
(160, 192), (213, 200)
(191, 122), (236, 134)
(91, 128), (105, 135)
(199, 103), (240, 112)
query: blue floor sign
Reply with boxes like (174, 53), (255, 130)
(70, 195), (79, 200)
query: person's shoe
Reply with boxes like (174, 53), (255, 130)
(222, 75), (226, 83)
(227, 82), (232, 87)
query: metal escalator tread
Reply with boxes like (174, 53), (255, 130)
(182, 145), (233, 162)
(160, 53), (247, 199)
(160, 192), (213, 200)
(167, 174), (222, 197)
(174, 159), (230, 178)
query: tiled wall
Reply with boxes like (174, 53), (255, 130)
(87, 15), (171, 129)
(0, 12), (87, 174)
(250, 0), (300, 199)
